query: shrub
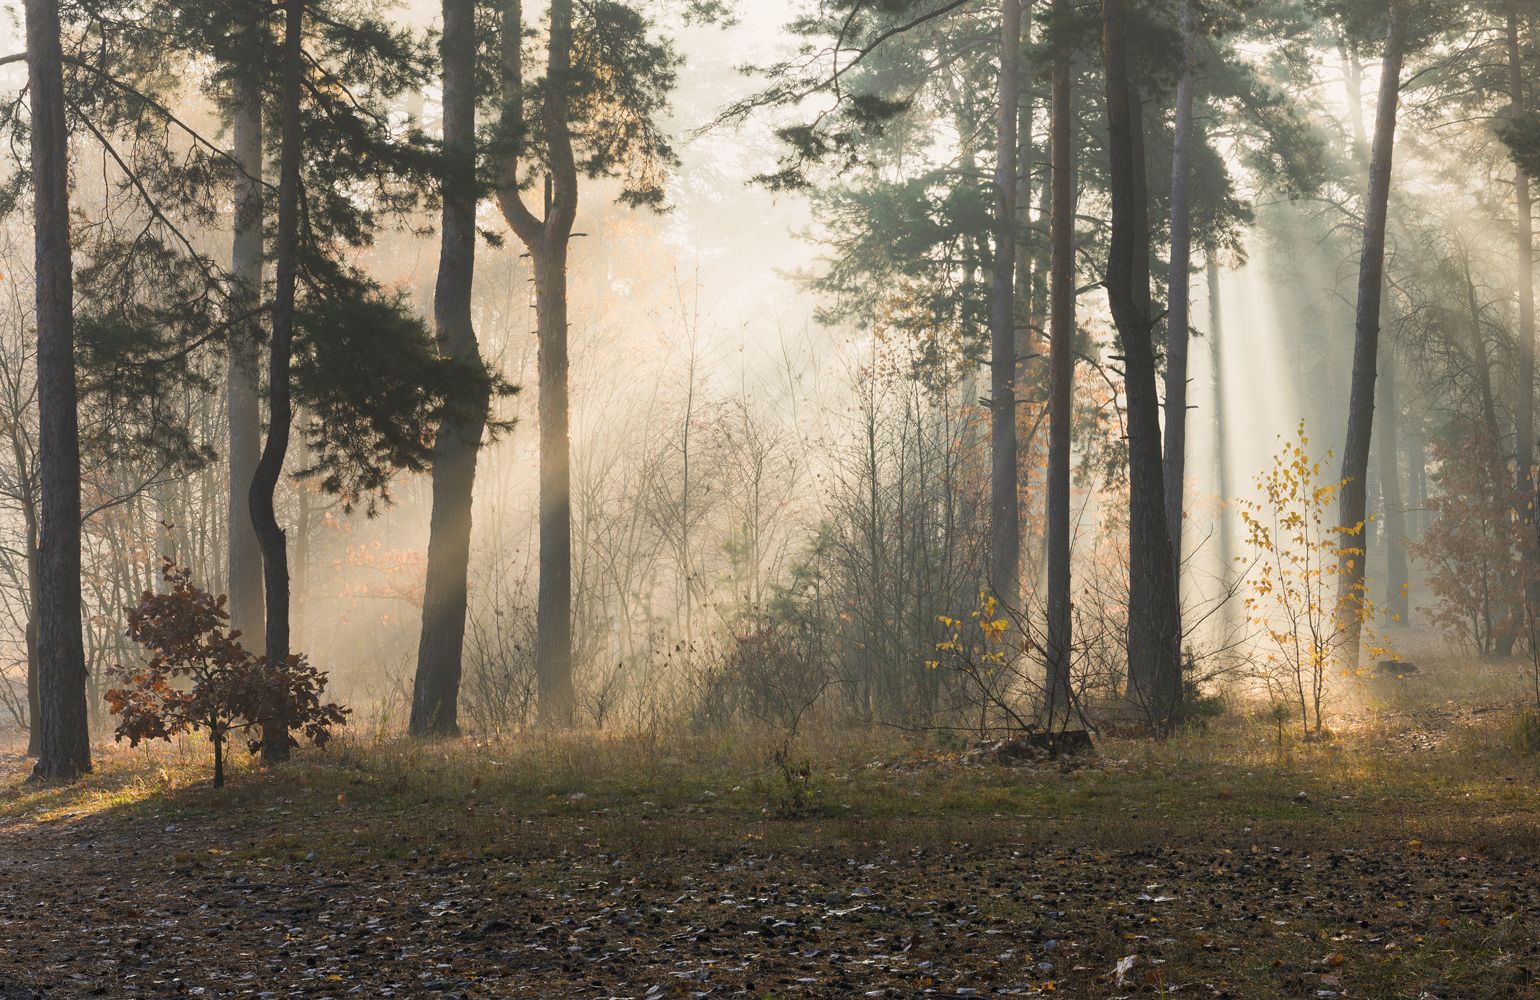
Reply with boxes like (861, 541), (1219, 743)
(1504, 709), (1540, 757)
(1409, 432), (1528, 658)
(1177, 649), (1227, 731)
(106, 560), (349, 787)
(692, 620), (830, 735)
(1238, 422), (1388, 736)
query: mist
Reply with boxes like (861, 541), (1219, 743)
(9, 0), (1540, 995)
(0, 0), (1527, 739)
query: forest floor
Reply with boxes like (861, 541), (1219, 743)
(5, 662), (1540, 998)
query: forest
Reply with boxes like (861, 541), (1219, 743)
(2, 0), (1540, 995)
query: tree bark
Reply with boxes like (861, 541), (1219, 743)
(1338, 1), (1405, 670)
(23, 496), (39, 757)
(251, 0), (304, 763)
(24, 582), (38, 756)
(1511, 8), (1538, 608)
(1377, 355), (1409, 622)
(411, 0), (488, 737)
(1207, 250), (1231, 591)
(1342, 43), (1370, 165)
(989, 0), (1023, 610)
(496, 0), (578, 727)
(227, 11), (264, 645)
(293, 420), (309, 643)
(27, 0), (91, 783)
(1409, 421), (1427, 540)
(1462, 247), (1504, 454)
(1103, 0), (1181, 726)
(1163, 0), (1197, 583)
(212, 726), (225, 789)
(1044, 3), (1077, 726)
(533, 234), (575, 726)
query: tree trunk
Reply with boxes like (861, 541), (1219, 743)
(227, 22), (264, 647)
(989, 0), (1023, 609)
(7, 351), (40, 756)
(1459, 244), (1521, 654)
(1103, 0), (1181, 727)
(27, 0), (91, 783)
(1511, 8), (1538, 608)
(1044, 5), (1077, 727)
(1407, 421), (1426, 541)
(411, 0), (488, 737)
(212, 725), (225, 789)
(947, 72), (987, 627)
(251, 0), (304, 763)
(1338, 1), (1404, 670)
(497, 0), (578, 727)
(533, 236), (575, 725)
(1019, 88), (1050, 579)
(1342, 43), (1370, 165)
(293, 421), (309, 644)
(1017, 70), (1044, 421)
(1377, 356), (1409, 623)
(1164, 0), (1197, 581)
(24, 606), (38, 755)
(534, 0), (579, 728)
(1207, 250), (1231, 591)
(1462, 248), (1505, 454)
(24, 513), (39, 757)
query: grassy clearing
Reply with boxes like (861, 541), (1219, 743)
(5, 660), (1540, 996)
(5, 713), (1522, 860)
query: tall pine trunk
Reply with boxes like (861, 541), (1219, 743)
(1044, 2), (1077, 726)
(24, 531), (38, 757)
(533, 236), (575, 725)
(17, 434), (39, 756)
(27, 0), (91, 782)
(1103, 0), (1181, 727)
(251, 0), (304, 763)
(1377, 356), (1409, 622)
(1510, 8), (1537, 606)
(293, 418), (310, 643)
(1207, 250), (1232, 592)
(534, 0), (578, 729)
(497, 0), (578, 727)
(227, 7), (265, 645)
(1163, 0), (1197, 586)
(1338, 1), (1405, 669)
(989, 0), (1023, 609)
(411, 0), (487, 737)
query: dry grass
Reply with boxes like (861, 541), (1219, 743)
(4, 646), (1540, 996)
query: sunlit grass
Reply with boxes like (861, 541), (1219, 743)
(6, 644), (1540, 859)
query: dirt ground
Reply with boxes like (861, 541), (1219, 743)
(4, 674), (1540, 998)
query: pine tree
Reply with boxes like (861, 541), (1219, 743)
(411, 0), (487, 737)
(25, 0), (91, 782)
(493, 0), (685, 727)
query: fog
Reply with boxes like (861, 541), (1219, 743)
(0, 0), (1533, 744)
